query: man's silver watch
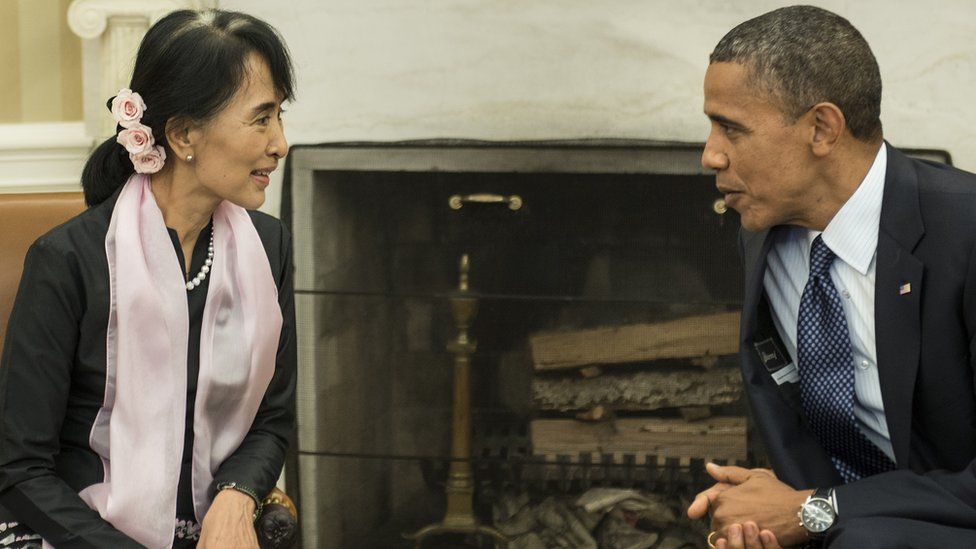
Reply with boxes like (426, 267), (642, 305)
(797, 487), (837, 540)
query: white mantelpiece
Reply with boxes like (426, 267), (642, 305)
(222, 0), (976, 219)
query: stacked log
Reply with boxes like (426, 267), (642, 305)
(529, 311), (739, 372)
(530, 417), (747, 464)
(527, 310), (746, 465)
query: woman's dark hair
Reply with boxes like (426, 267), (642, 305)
(81, 9), (295, 206)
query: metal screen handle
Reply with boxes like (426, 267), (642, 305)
(448, 193), (523, 211)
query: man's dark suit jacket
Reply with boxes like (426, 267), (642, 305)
(740, 144), (976, 534)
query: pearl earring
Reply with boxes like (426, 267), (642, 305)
(186, 154), (194, 162)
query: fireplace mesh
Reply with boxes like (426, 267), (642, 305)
(285, 141), (749, 548)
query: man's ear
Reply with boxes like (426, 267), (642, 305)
(164, 117), (199, 161)
(809, 102), (846, 157)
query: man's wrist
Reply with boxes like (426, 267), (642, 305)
(791, 489), (816, 542)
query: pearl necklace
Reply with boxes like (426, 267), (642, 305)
(186, 230), (214, 291)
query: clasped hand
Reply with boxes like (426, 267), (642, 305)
(686, 463), (813, 549)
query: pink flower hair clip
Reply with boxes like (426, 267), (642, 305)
(112, 88), (166, 174)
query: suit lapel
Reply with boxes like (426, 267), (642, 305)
(741, 228), (771, 337)
(742, 226), (808, 415)
(742, 226), (842, 486)
(875, 144), (924, 469)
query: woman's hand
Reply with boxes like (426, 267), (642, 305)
(198, 488), (259, 548)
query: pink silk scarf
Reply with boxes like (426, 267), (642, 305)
(60, 174), (283, 548)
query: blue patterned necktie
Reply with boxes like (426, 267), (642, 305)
(797, 235), (896, 482)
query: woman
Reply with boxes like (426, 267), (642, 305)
(0, 9), (296, 549)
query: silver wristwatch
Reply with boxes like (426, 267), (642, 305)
(797, 487), (837, 540)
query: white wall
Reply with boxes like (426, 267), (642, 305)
(220, 0), (976, 215)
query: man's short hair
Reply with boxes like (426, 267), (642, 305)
(710, 5), (882, 141)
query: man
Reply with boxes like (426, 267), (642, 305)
(686, 5), (976, 548)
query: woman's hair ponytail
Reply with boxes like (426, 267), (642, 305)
(81, 133), (135, 207)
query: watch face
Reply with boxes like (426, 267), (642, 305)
(800, 498), (836, 533)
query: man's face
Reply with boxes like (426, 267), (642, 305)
(702, 62), (814, 231)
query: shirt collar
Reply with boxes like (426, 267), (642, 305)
(808, 145), (887, 275)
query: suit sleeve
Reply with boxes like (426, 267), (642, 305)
(0, 240), (142, 548)
(210, 219), (297, 502)
(832, 461), (976, 529)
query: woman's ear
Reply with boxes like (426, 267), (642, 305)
(164, 117), (198, 161)
(809, 102), (846, 157)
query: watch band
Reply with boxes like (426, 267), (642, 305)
(216, 481), (264, 521)
(813, 487), (835, 506)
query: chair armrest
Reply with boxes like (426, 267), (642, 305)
(256, 488), (298, 549)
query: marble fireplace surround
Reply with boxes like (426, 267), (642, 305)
(285, 139), (726, 548)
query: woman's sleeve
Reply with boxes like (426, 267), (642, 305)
(211, 219), (297, 502)
(0, 239), (141, 547)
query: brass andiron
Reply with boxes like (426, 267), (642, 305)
(404, 254), (508, 548)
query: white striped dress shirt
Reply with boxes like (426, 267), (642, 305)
(763, 144), (895, 462)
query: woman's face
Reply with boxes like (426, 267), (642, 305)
(189, 52), (288, 210)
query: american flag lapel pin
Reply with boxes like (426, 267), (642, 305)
(899, 282), (912, 295)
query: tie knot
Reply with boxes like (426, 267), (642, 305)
(809, 235), (836, 277)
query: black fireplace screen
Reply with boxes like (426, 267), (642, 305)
(284, 141), (749, 549)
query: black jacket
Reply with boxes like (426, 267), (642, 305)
(0, 189), (297, 547)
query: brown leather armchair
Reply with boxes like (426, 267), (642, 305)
(0, 192), (297, 548)
(0, 192), (87, 351)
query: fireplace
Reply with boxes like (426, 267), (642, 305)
(284, 140), (748, 548)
